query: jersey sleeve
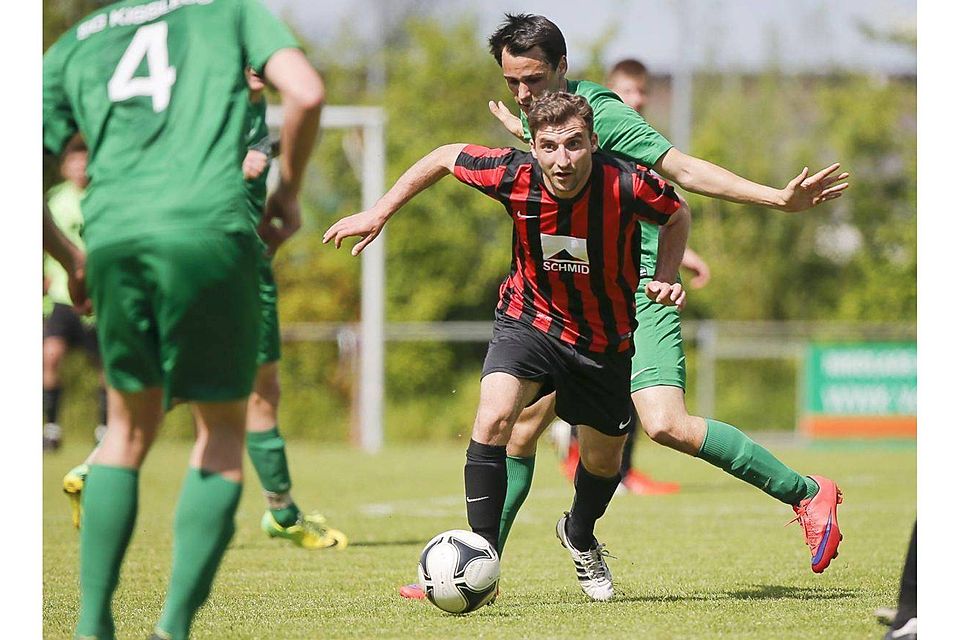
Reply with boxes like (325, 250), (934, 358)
(630, 168), (681, 225)
(588, 86), (674, 168)
(42, 41), (78, 156)
(453, 145), (517, 201)
(238, 0), (302, 74)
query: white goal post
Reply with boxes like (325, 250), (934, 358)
(266, 105), (386, 453)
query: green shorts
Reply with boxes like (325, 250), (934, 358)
(630, 282), (687, 392)
(257, 256), (281, 365)
(86, 230), (262, 408)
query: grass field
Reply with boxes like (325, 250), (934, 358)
(43, 435), (915, 639)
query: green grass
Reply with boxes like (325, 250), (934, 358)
(43, 435), (915, 639)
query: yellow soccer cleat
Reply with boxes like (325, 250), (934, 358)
(63, 464), (89, 529)
(261, 511), (348, 550)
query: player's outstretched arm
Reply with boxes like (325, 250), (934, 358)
(259, 49), (325, 254)
(654, 147), (850, 213)
(323, 144), (467, 255)
(646, 198), (691, 309)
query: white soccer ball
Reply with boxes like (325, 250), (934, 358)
(417, 529), (500, 614)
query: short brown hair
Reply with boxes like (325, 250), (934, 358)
(607, 58), (648, 82)
(527, 92), (594, 140)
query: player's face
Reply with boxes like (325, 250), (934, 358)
(607, 73), (648, 114)
(61, 149), (89, 188)
(500, 46), (567, 115)
(532, 118), (598, 198)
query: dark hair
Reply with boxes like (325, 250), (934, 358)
(527, 92), (594, 140)
(607, 58), (648, 81)
(488, 13), (566, 68)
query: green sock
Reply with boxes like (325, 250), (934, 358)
(246, 426), (300, 526)
(498, 455), (536, 556)
(155, 468), (242, 640)
(698, 419), (818, 505)
(76, 465), (139, 640)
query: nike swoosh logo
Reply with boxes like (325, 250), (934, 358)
(466, 496), (490, 503)
(516, 213), (538, 219)
(812, 511), (833, 565)
(618, 419), (630, 430)
(631, 367), (656, 380)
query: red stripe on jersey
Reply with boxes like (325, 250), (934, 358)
(462, 144), (512, 159)
(454, 145), (513, 191)
(506, 166), (537, 320)
(602, 165), (632, 348)
(634, 171), (681, 217)
(538, 198), (576, 342)
(568, 188), (600, 349)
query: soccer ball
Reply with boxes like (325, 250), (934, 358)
(417, 529), (500, 614)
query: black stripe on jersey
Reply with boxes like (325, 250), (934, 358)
(586, 163), (622, 349)
(554, 199), (592, 350)
(521, 171), (549, 326)
(618, 168), (641, 335)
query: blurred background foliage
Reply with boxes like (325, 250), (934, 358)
(44, 8), (915, 443)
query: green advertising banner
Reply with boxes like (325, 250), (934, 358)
(804, 343), (917, 416)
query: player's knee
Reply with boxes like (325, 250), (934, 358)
(472, 408), (516, 445)
(580, 448), (621, 478)
(639, 410), (682, 446)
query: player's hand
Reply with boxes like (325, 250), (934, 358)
(66, 250), (91, 315)
(488, 100), (526, 142)
(322, 210), (386, 256)
(259, 188), (302, 256)
(779, 163), (850, 212)
(645, 280), (686, 310)
(242, 149), (269, 180)
(681, 253), (711, 289)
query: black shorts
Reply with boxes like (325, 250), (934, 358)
(43, 303), (100, 361)
(481, 315), (637, 437)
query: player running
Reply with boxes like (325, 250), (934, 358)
(326, 92), (691, 601)
(43, 135), (108, 451)
(43, 1), (323, 638)
(60, 68), (348, 551)
(484, 13), (847, 575)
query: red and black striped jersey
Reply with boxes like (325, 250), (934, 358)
(454, 144), (681, 354)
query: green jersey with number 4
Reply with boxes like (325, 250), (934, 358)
(42, 0), (299, 253)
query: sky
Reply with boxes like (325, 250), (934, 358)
(266, 0), (916, 75)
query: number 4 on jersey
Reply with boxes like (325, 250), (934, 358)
(108, 22), (177, 113)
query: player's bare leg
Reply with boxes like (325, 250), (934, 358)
(248, 362), (347, 549)
(556, 426), (624, 601)
(42, 336), (68, 450)
(154, 400), (247, 639)
(465, 373), (541, 552)
(75, 387), (162, 639)
(632, 385), (843, 572)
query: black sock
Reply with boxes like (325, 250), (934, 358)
(97, 387), (108, 425)
(893, 521), (917, 624)
(567, 461), (620, 552)
(43, 387), (62, 424)
(619, 429), (636, 479)
(464, 439), (507, 551)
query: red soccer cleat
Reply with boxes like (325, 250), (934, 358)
(561, 441), (580, 482)
(789, 475), (844, 573)
(620, 469), (681, 495)
(399, 583), (426, 599)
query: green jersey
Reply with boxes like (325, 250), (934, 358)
(44, 181), (86, 306)
(42, 0), (299, 254)
(244, 97), (270, 221)
(520, 79), (674, 277)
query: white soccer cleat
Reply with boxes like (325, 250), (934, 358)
(555, 513), (614, 601)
